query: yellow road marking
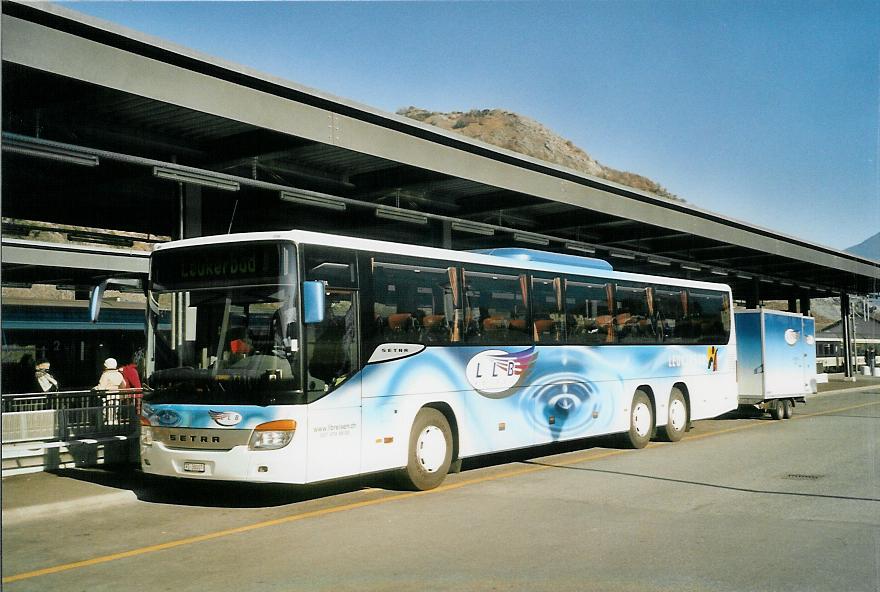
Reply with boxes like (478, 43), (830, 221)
(4, 398), (878, 584)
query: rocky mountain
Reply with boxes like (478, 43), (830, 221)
(847, 231), (880, 262)
(398, 107), (681, 202)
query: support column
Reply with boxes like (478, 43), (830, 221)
(181, 183), (203, 239)
(787, 297), (798, 313)
(441, 220), (452, 249)
(799, 296), (811, 316)
(745, 279), (760, 309)
(841, 292), (853, 379)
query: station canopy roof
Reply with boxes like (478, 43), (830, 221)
(2, 0), (879, 300)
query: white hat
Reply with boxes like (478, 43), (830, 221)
(103, 357), (118, 370)
(36, 361), (50, 371)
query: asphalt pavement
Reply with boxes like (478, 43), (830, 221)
(3, 375), (878, 527)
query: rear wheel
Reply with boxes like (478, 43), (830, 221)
(623, 390), (653, 449)
(660, 388), (688, 442)
(398, 408), (453, 491)
(782, 398), (794, 419)
(769, 400), (785, 421)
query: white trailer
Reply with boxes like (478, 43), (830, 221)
(735, 309), (817, 420)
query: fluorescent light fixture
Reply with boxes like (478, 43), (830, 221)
(565, 242), (595, 254)
(711, 269), (728, 276)
(451, 221), (495, 236)
(4, 138), (99, 167)
(760, 278), (774, 284)
(780, 281), (794, 286)
(513, 232), (549, 246)
(280, 191), (346, 211)
(647, 258), (672, 266)
(376, 207), (428, 225)
(736, 273), (753, 280)
(153, 166), (240, 191)
(610, 251), (636, 260)
(680, 264), (702, 272)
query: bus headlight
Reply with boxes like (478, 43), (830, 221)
(249, 420), (297, 450)
(140, 416), (153, 447)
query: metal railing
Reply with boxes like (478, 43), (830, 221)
(1, 389), (142, 443)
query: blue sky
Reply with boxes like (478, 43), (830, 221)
(72, 1), (880, 251)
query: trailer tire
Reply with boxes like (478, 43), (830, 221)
(623, 390), (653, 449)
(659, 388), (688, 442)
(769, 400), (785, 421)
(398, 408), (453, 491)
(782, 398), (794, 419)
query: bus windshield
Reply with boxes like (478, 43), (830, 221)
(147, 242), (301, 405)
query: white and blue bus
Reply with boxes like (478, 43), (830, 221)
(139, 230), (737, 490)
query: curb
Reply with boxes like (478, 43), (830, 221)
(811, 384), (880, 399)
(3, 488), (138, 526)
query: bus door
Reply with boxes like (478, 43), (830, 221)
(302, 247), (363, 482)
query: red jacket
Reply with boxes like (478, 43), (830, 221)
(120, 364), (142, 389)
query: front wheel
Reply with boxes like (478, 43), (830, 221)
(398, 408), (453, 491)
(623, 390), (654, 449)
(659, 388), (688, 442)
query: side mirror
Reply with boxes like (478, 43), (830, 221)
(303, 281), (326, 324)
(89, 280), (109, 323)
(88, 278), (143, 323)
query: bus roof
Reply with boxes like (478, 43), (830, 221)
(153, 229), (733, 294)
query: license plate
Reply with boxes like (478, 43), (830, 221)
(183, 462), (206, 473)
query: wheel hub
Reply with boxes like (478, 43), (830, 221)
(633, 402), (651, 437)
(669, 399), (686, 431)
(416, 426), (447, 473)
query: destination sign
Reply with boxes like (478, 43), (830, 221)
(151, 242), (293, 290)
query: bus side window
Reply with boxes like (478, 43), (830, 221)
(654, 286), (686, 343)
(532, 276), (563, 343)
(370, 259), (458, 346)
(565, 279), (613, 345)
(462, 269), (530, 346)
(615, 283), (657, 344)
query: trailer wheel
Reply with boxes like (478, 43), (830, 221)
(782, 399), (794, 419)
(659, 388), (688, 442)
(769, 400), (785, 421)
(398, 408), (453, 491)
(623, 390), (653, 449)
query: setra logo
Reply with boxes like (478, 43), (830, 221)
(466, 347), (538, 399)
(208, 410), (242, 427)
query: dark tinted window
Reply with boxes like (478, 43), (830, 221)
(654, 286), (687, 343)
(372, 259), (459, 345)
(303, 245), (357, 288)
(532, 276), (564, 343)
(565, 279), (614, 344)
(615, 283), (658, 344)
(463, 269), (530, 345)
(686, 289), (731, 344)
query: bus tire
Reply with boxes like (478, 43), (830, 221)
(782, 398), (794, 419)
(398, 408), (453, 491)
(623, 390), (654, 449)
(769, 400), (785, 421)
(659, 388), (688, 442)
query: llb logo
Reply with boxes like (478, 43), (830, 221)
(466, 347), (538, 398)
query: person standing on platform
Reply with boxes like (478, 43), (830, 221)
(95, 357), (127, 425)
(34, 359), (59, 392)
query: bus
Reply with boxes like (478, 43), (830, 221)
(138, 230), (737, 490)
